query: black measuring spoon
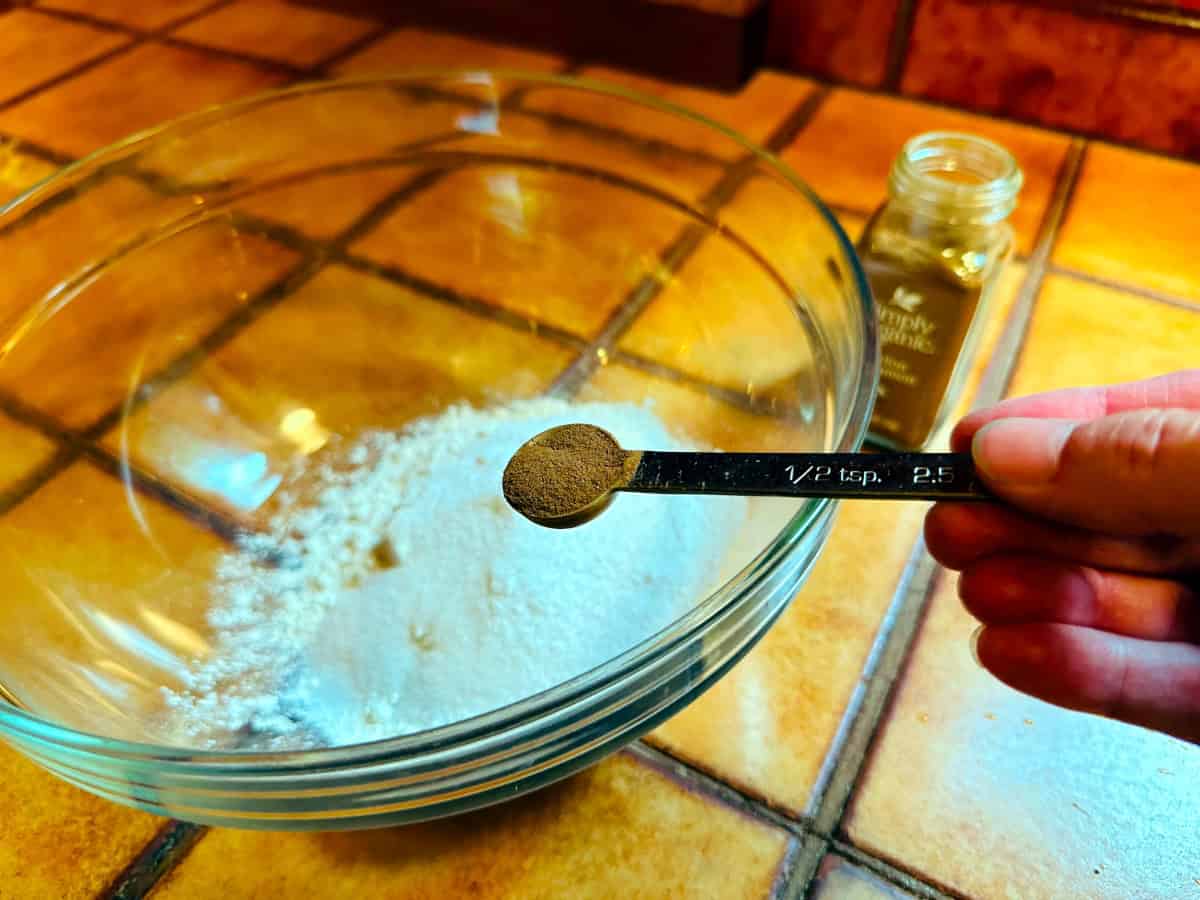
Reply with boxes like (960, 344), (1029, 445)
(502, 423), (991, 529)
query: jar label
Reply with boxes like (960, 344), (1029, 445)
(864, 257), (982, 449)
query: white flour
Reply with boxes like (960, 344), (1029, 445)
(164, 398), (745, 749)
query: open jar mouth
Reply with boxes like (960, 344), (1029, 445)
(889, 131), (1023, 224)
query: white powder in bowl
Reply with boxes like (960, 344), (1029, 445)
(164, 397), (745, 749)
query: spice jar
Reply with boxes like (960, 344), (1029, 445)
(858, 131), (1023, 450)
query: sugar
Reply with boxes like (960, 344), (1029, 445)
(163, 398), (745, 749)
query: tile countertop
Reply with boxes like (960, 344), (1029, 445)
(0, 4), (1197, 900)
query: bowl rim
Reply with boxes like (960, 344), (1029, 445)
(0, 70), (879, 766)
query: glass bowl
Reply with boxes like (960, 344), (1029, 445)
(0, 72), (876, 829)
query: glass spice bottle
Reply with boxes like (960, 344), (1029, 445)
(858, 131), (1023, 450)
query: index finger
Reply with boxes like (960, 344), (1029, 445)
(950, 369), (1200, 452)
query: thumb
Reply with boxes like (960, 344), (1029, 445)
(972, 408), (1200, 537)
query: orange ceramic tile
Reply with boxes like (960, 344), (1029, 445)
(0, 742), (162, 900)
(233, 165), (419, 240)
(531, 66), (814, 156)
(0, 411), (56, 488)
(0, 214), (300, 429)
(38, 0), (219, 31)
(138, 80), (471, 189)
(1008, 275), (1200, 398)
(0, 140), (58, 206)
(901, 0), (1200, 159)
(618, 220), (831, 397)
(845, 574), (1200, 899)
(782, 90), (1070, 254)
(0, 41), (286, 157)
(1054, 144), (1200, 303)
(0, 175), (188, 326)
(175, 1), (374, 67)
(648, 496), (926, 815)
(615, 177), (923, 405)
(0, 9), (130, 105)
(107, 263), (573, 518)
(333, 26), (565, 75)
(352, 164), (688, 338)
(155, 751), (793, 899)
(809, 853), (915, 899)
(0, 460), (230, 741)
(766, 0), (901, 88)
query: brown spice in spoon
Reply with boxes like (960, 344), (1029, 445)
(502, 424), (641, 525)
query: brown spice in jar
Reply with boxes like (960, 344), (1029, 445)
(502, 424), (641, 524)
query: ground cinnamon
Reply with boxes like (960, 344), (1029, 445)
(502, 424), (641, 524)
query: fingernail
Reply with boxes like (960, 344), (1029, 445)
(972, 418), (1075, 486)
(969, 626), (984, 667)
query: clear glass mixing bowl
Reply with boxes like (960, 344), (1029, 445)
(0, 72), (876, 828)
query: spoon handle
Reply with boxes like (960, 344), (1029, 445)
(625, 451), (989, 501)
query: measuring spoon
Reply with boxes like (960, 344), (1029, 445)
(502, 423), (990, 529)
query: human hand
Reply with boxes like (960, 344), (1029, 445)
(924, 370), (1200, 743)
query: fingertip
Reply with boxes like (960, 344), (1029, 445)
(925, 502), (1003, 570)
(949, 418), (978, 454)
(974, 624), (1062, 701)
(957, 555), (1094, 626)
(924, 503), (968, 570)
(972, 417), (1075, 487)
(974, 624), (1115, 717)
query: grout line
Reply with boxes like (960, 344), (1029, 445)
(881, 0), (919, 92)
(0, 392), (246, 544)
(544, 224), (709, 396)
(5, 0), (240, 122)
(610, 349), (803, 418)
(768, 836), (816, 900)
(972, 138), (1087, 408)
(632, 737), (952, 900)
(0, 37), (140, 114)
(785, 553), (945, 896)
(828, 839), (960, 900)
(820, 551), (941, 838)
(629, 742), (807, 835)
(545, 86), (831, 396)
(0, 130), (74, 167)
(1045, 263), (1200, 314)
(336, 249), (588, 348)
(157, 34), (306, 77)
(150, 0), (237, 33)
(799, 528), (934, 822)
(101, 820), (208, 900)
(0, 445), (77, 514)
(80, 252), (327, 440)
(79, 445), (252, 545)
(304, 21), (393, 73)
(759, 85), (831, 154)
(774, 832), (831, 900)
(28, 0), (228, 37)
